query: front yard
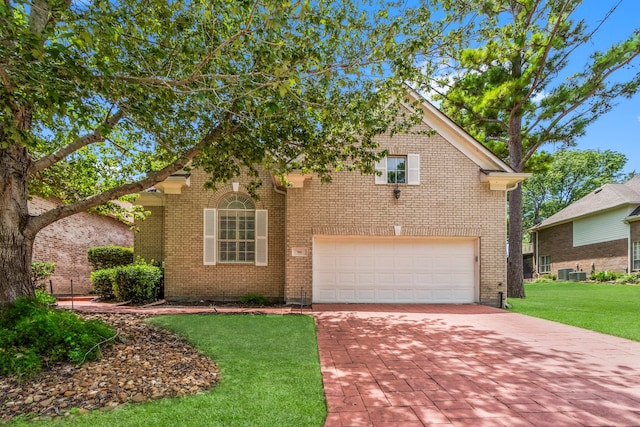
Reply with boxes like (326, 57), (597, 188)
(7, 314), (326, 427)
(508, 281), (640, 342)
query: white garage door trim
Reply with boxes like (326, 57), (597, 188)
(313, 236), (478, 304)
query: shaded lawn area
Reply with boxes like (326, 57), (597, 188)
(14, 314), (325, 427)
(508, 281), (640, 342)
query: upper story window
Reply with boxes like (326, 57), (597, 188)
(375, 154), (420, 185)
(203, 194), (268, 266)
(386, 156), (406, 184)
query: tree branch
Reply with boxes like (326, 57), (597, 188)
(29, 109), (126, 175)
(514, 0), (572, 114)
(522, 47), (640, 168)
(25, 122), (226, 236)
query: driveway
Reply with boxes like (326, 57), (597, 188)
(313, 304), (640, 427)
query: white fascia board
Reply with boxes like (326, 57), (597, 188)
(479, 171), (531, 191)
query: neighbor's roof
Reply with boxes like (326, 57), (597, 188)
(532, 175), (640, 230)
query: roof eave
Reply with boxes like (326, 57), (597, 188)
(479, 171), (531, 191)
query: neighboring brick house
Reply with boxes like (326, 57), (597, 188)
(30, 196), (134, 295)
(530, 175), (640, 276)
(135, 90), (528, 306)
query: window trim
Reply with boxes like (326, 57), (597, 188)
(203, 196), (268, 267)
(633, 241), (640, 271)
(218, 208), (256, 264)
(539, 255), (551, 274)
(375, 154), (420, 185)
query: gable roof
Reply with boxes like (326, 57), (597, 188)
(532, 175), (640, 230)
(402, 88), (515, 173)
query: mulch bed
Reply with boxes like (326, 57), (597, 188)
(0, 313), (219, 423)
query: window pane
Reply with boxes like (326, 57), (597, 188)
(217, 199), (256, 263)
(386, 157), (406, 184)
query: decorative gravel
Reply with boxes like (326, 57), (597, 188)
(0, 313), (219, 422)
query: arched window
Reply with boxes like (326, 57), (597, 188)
(218, 194), (256, 263)
(203, 194), (268, 266)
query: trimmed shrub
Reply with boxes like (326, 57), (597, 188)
(112, 264), (163, 303)
(533, 274), (556, 283)
(590, 271), (623, 282)
(87, 246), (134, 270)
(31, 261), (55, 290)
(90, 268), (118, 299)
(0, 298), (116, 379)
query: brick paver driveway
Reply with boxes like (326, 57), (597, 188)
(313, 304), (640, 427)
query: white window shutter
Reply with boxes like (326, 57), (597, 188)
(407, 154), (420, 185)
(255, 210), (268, 266)
(203, 209), (217, 265)
(374, 157), (387, 184)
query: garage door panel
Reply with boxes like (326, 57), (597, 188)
(313, 237), (476, 304)
(357, 289), (375, 302)
(337, 289), (356, 300)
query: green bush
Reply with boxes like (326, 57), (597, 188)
(533, 274), (556, 283)
(590, 271), (623, 282)
(90, 268), (118, 299)
(0, 298), (116, 379)
(87, 246), (134, 270)
(239, 293), (271, 305)
(112, 264), (163, 303)
(616, 272), (640, 284)
(35, 289), (56, 305)
(31, 261), (55, 290)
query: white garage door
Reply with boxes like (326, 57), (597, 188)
(313, 236), (477, 303)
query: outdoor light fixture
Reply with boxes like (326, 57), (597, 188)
(393, 185), (401, 199)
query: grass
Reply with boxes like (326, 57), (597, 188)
(508, 281), (640, 341)
(10, 314), (326, 427)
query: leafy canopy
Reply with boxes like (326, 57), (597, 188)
(415, 0), (640, 171)
(1, 0), (424, 225)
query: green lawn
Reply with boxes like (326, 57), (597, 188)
(12, 314), (326, 427)
(509, 281), (640, 341)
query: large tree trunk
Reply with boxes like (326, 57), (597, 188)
(507, 106), (526, 299)
(507, 185), (525, 298)
(0, 144), (35, 307)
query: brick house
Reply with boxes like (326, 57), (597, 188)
(134, 91), (528, 306)
(530, 175), (640, 277)
(30, 196), (134, 295)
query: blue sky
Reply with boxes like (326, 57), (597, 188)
(559, 0), (640, 175)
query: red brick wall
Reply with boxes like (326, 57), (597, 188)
(30, 197), (133, 295)
(536, 222), (628, 275)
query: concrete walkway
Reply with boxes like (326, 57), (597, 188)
(313, 304), (640, 427)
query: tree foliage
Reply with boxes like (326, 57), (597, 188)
(0, 0), (430, 305)
(412, 0), (640, 297)
(523, 149), (630, 231)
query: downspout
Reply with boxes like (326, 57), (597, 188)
(272, 184), (287, 196)
(273, 184), (288, 303)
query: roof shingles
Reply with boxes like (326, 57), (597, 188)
(533, 175), (640, 230)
